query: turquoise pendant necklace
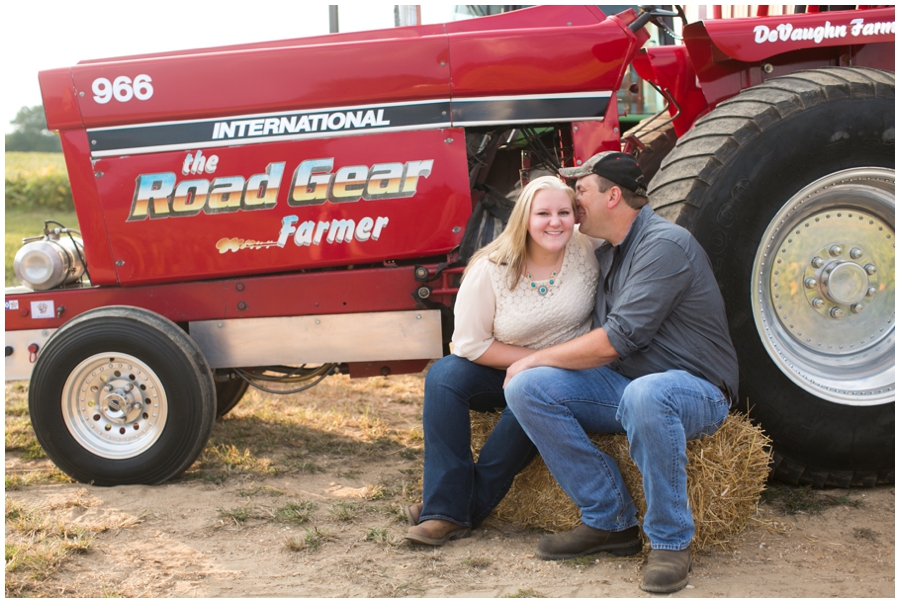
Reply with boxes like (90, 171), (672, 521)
(526, 253), (564, 296)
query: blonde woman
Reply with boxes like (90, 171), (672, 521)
(405, 176), (600, 546)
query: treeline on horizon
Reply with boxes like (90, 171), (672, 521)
(6, 105), (62, 153)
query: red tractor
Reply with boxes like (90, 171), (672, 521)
(6, 5), (893, 488)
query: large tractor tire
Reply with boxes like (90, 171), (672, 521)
(649, 67), (894, 487)
(29, 306), (216, 486)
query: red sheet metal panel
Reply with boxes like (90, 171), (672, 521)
(448, 12), (635, 99)
(683, 7), (895, 110)
(5, 264), (435, 332)
(88, 128), (470, 286)
(64, 36), (452, 130)
(691, 7), (894, 64)
(632, 46), (709, 137)
(59, 130), (120, 286)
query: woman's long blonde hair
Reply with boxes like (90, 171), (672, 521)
(464, 175), (575, 290)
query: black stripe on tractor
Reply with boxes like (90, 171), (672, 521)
(87, 94), (610, 155)
(90, 121), (216, 153)
(88, 101), (452, 154)
(451, 95), (609, 125)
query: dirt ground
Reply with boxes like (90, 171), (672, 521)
(4, 373), (895, 598)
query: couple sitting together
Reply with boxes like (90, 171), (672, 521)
(404, 151), (739, 594)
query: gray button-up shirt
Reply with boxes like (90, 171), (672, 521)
(594, 205), (739, 399)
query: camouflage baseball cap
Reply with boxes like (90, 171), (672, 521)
(559, 151), (647, 196)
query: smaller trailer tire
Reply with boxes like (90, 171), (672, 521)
(215, 374), (250, 418)
(28, 306), (216, 486)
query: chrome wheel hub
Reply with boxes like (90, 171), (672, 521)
(752, 167), (894, 406)
(62, 353), (168, 459)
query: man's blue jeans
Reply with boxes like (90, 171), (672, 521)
(420, 354), (537, 528)
(505, 366), (729, 550)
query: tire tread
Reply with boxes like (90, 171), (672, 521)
(650, 67), (893, 218)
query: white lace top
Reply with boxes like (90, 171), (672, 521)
(452, 232), (600, 361)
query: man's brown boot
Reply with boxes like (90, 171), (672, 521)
(640, 548), (692, 593)
(535, 524), (642, 560)
(405, 503), (422, 526)
(404, 520), (470, 546)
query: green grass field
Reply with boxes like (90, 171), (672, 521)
(5, 153), (79, 286)
(5, 151), (72, 212)
(5, 152), (67, 178)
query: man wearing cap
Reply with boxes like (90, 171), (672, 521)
(503, 151), (739, 593)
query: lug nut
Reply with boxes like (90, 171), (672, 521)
(865, 264), (876, 275)
(849, 248), (863, 259)
(811, 257), (824, 268)
(851, 303), (864, 314)
(811, 298), (825, 309)
(830, 307), (844, 319)
(829, 245), (843, 256)
(804, 278), (817, 289)
(866, 287), (876, 297)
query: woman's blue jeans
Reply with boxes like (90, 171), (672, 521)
(420, 354), (537, 528)
(505, 366), (729, 550)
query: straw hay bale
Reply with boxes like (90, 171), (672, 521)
(471, 411), (771, 550)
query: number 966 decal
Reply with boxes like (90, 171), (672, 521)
(92, 74), (153, 104)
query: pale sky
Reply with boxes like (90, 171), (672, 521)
(2, 2), (463, 134)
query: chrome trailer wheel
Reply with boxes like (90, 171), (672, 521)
(62, 352), (170, 459)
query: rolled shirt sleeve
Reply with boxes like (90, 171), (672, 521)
(603, 238), (692, 360)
